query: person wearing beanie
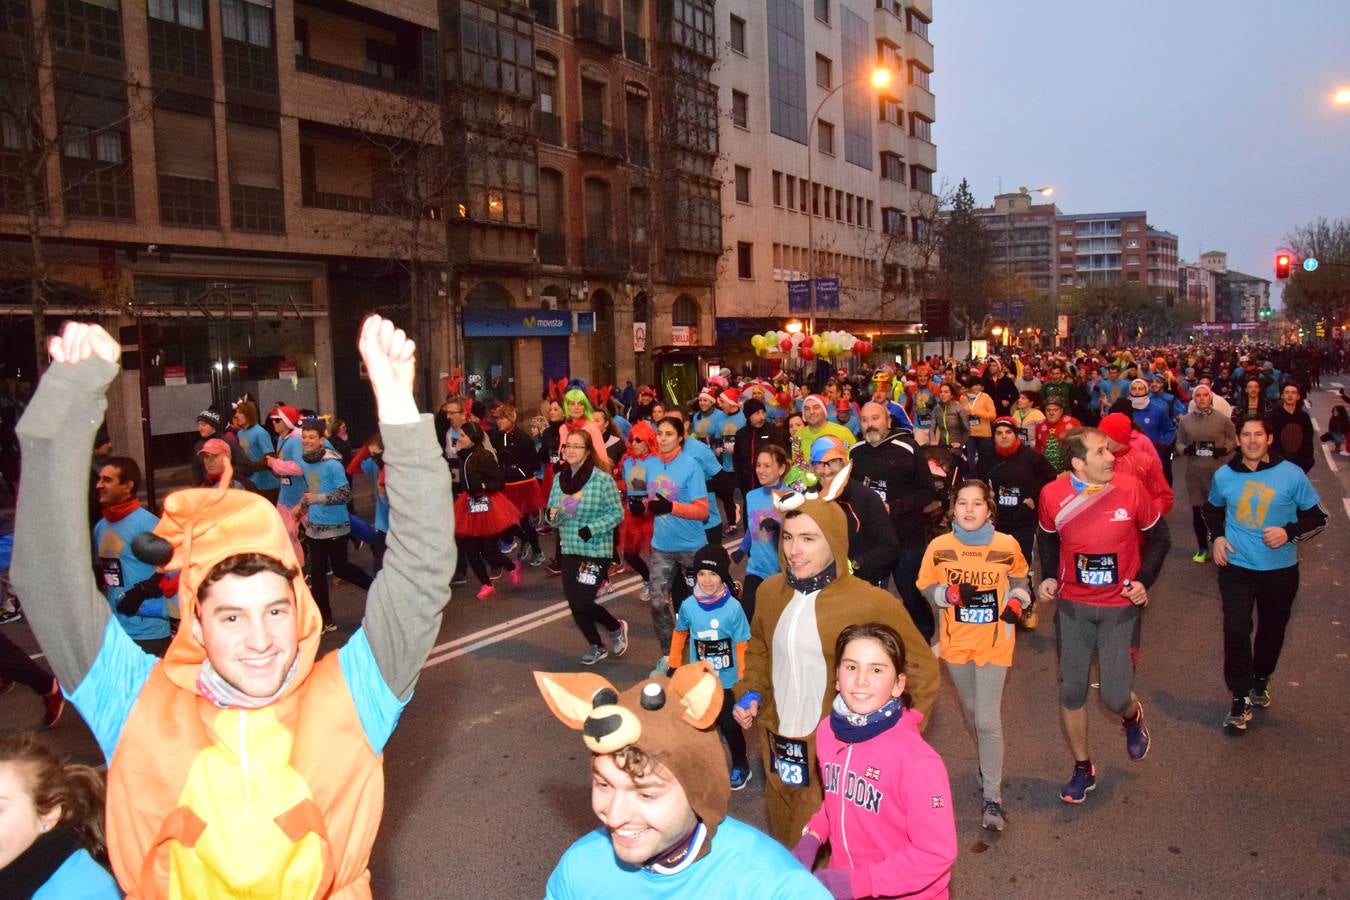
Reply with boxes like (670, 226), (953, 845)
(1098, 413), (1173, 518)
(538, 665), (829, 898)
(732, 477), (938, 847)
(732, 399), (785, 524)
(792, 395), (854, 478)
(231, 399), (280, 502)
(666, 543), (753, 789)
(191, 406), (247, 487)
(12, 316), (456, 896)
(690, 388), (726, 446)
(985, 418), (1056, 630)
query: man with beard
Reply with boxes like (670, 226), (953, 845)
(807, 437), (899, 588)
(848, 402), (939, 640)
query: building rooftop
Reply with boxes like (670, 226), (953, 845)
(1147, 228), (1179, 240)
(1056, 211), (1147, 221)
(1225, 270), (1271, 285)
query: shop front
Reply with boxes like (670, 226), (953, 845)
(461, 306), (595, 404)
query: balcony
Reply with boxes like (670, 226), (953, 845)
(626, 133), (650, 167)
(582, 236), (631, 273)
(538, 232), (567, 265)
(295, 54), (434, 100)
(529, 0), (559, 30)
(577, 120), (624, 158)
(574, 5), (622, 54)
(535, 110), (563, 146)
(624, 31), (647, 65)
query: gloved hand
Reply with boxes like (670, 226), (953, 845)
(647, 494), (673, 516)
(759, 518), (781, 541)
(790, 833), (822, 870)
(116, 581), (154, 616)
(1000, 597), (1024, 624)
(944, 583), (979, 607)
(815, 869), (852, 899)
(578, 526), (593, 541)
(730, 549), (747, 564)
(627, 496), (646, 516)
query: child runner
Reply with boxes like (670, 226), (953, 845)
(791, 622), (956, 898)
(733, 444), (788, 622)
(917, 480), (1032, 832)
(0, 735), (119, 897)
(666, 543), (752, 790)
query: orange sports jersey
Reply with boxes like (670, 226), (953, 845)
(917, 531), (1028, 667)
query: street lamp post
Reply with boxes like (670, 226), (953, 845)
(805, 67), (894, 338)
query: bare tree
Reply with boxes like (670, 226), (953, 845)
(1283, 216), (1350, 328)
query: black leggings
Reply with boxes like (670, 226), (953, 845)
(307, 534), (372, 625)
(460, 535), (513, 586)
(1218, 563), (1299, 697)
(623, 550), (650, 582)
(741, 574), (763, 624)
(562, 555), (621, 645)
(716, 686), (749, 770)
(0, 632), (56, 695)
(514, 516), (541, 554)
(1191, 505), (1209, 551)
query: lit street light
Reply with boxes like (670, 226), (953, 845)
(1335, 87), (1350, 106)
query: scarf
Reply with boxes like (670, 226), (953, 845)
(557, 456), (595, 495)
(1130, 395), (1150, 410)
(953, 520), (995, 546)
(692, 585), (730, 609)
(647, 821), (707, 875)
(196, 656), (299, 710)
(1069, 474), (1106, 497)
(302, 447), (325, 463)
(994, 435), (1022, 456)
(786, 560), (837, 594)
(101, 497), (141, 522)
(0, 822), (84, 898)
(829, 694), (904, 744)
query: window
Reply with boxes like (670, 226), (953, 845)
(845, 194), (853, 224)
(811, 182), (819, 216)
(799, 177), (808, 212)
(865, 199), (873, 228)
(729, 14), (746, 53)
(222, 0), (272, 48)
(150, 0), (204, 27)
(529, 0), (559, 30)
(880, 152), (903, 181)
(911, 166), (933, 193)
(910, 113), (932, 142)
(365, 40), (397, 80)
(840, 8), (872, 169)
(876, 39), (900, 70)
(155, 108), (218, 226)
(734, 165), (750, 203)
(834, 190), (842, 220)
(814, 0), (829, 24)
(731, 90), (748, 128)
(823, 187), (832, 218)
(457, 2), (535, 99)
(59, 81), (134, 219)
(1127, 255), (1140, 266)
(463, 140), (539, 226)
(878, 96), (901, 126)
(227, 120), (283, 231)
(785, 175), (795, 210)
(772, 171), (782, 206)
(882, 207), (903, 235)
(912, 217), (930, 241)
(669, 0), (715, 59)
(815, 54), (832, 88)
(49, 0), (125, 61)
(767, 0), (807, 144)
(909, 62), (931, 91)
(737, 241), (753, 278)
(906, 9), (929, 41)
(817, 120), (834, 154)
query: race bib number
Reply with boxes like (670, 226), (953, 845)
(100, 557), (123, 589)
(866, 477), (888, 503)
(769, 732), (810, 787)
(968, 416), (982, 430)
(577, 563), (602, 586)
(1075, 553), (1119, 586)
(694, 637), (733, 672)
(280, 476), (292, 486)
(1195, 441), (1215, 458)
(997, 486), (1021, 507)
(549, 454), (559, 465)
(469, 496), (490, 514)
(955, 588), (998, 625)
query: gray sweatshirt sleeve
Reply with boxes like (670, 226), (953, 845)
(359, 414), (455, 700)
(12, 358), (118, 689)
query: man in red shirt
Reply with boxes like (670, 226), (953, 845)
(1036, 427), (1171, 804)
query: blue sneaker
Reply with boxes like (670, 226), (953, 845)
(1124, 703), (1151, 761)
(1060, 763), (1096, 804)
(730, 767), (753, 791)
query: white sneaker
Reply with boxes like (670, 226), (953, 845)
(638, 581), (651, 601)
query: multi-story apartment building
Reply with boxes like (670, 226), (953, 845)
(1054, 210), (1177, 300)
(973, 189), (1059, 298)
(715, 0), (935, 370)
(1180, 250), (1270, 324)
(0, 0), (721, 478)
(1179, 259), (1218, 322)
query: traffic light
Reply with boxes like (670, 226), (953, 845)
(1274, 251), (1293, 280)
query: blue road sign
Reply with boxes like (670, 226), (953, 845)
(1303, 257), (1319, 272)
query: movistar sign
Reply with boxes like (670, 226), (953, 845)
(462, 308), (594, 337)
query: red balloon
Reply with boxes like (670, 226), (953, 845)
(801, 335), (814, 349)
(800, 348), (815, 361)
(852, 340), (864, 354)
(862, 341), (873, 355)
(780, 337), (793, 352)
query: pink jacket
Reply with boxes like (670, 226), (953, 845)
(806, 709), (957, 899)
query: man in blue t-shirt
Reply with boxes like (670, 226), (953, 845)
(92, 456), (174, 654)
(1204, 416), (1326, 733)
(537, 665), (829, 900)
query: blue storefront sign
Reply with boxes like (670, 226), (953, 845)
(462, 308), (595, 337)
(787, 278), (840, 311)
(788, 280), (811, 312)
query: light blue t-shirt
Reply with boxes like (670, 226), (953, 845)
(675, 592), (750, 689)
(646, 450), (709, 552)
(33, 847), (121, 899)
(739, 485), (783, 579)
(238, 422), (278, 491)
(93, 507), (172, 641)
(1208, 460), (1322, 570)
(680, 439), (722, 529)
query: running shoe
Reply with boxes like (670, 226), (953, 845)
(476, 584), (495, 602)
(546, 559), (562, 577)
(730, 767), (753, 791)
(609, 619), (629, 657)
(509, 560), (524, 588)
(597, 580), (612, 598)
(489, 566), (505, 582)
(580, 645), (609, 666)
(638, 581), (651, 602)
(0, 609), (23, 625)
(1021, 607), (1039, 630)
(981, 800), (1006, 832)
(1249, 677), (1272, 708)
(650, 656), (672, 679)
(527, 548), (547, 567)
(499, 536), (518, 556)
(1060, 763), (1096, 804)
(1223, 696), (1253, 733)
(1124, 704), (1151, 761)
(1192, 549), (1210, 564)
(42, 682), (65, 729)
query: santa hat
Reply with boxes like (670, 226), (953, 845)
(992, 416), (1018, 434)
(269, 405), (301, 430)
(801, 394), (829, 413)
(719, 388), (742, 409)
(697, 387), (718, 404)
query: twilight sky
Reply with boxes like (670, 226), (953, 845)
(931, 0), (1350, 303)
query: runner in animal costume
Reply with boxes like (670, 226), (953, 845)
(12, 316), (454, 898)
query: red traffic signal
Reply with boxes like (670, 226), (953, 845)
(1274, 252), (1293, 280)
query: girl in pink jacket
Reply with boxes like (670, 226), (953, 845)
(791, 622), (957, 899)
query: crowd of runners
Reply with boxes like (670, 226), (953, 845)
(0, 323), (1339, 897)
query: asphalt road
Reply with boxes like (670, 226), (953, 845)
(5, 382), (1350, 898)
